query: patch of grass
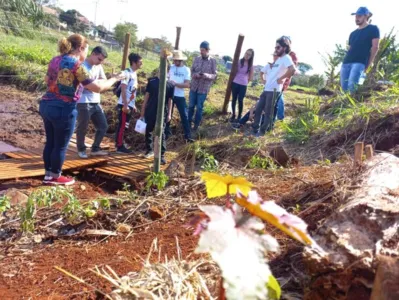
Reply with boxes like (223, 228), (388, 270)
(248, 155), (278, 170)
(203, 101), (218, 117)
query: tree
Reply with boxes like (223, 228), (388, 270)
(308, 74), (325, 89)
(140, 37), (155, 51)
(297, 62), (313, 75)
(59, 9), (78, 29)
(223, 55), (233, 63)
(114, 22), (138, 47)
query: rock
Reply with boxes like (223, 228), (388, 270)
(116, 223), (132, 233)
(303, 153), (399, 299)
(5, 189), (28, 206)
(164, 160), (185, 178)
(269, 146), (290, 167)
(148, 207), (164, 220)
(80, 185), (86, 191)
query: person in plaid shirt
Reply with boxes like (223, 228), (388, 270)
(189, 41), (217, 131)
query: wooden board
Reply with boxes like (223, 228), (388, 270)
(0, 155), (107, 180)
(70, 133), (110, 150)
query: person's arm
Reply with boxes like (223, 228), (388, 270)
(367, 38), (380, 71)
(173, 80), (190, 89)
(120, 84), (128, 112)
(77, 64), (124, 93)
(202, 59), (217, 80)
(44, 75), (49, 85)
(140, 92), (150, 119)
(277, 65), (296, 84)
(260, 72), (266, 84)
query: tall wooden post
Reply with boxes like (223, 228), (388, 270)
(121, 33), (131, 70)
(222, 34), (245, 114)
(153, 49), (168, 173)
(354, 142), (364, 165)
(175, 27), (181, 50)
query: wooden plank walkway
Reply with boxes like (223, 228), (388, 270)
(0, 136), (161, 182)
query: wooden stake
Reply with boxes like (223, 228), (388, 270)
(365, 145), (374, 159)
(175, 27), (181, 50)
(153, 49), (168, 173)
(222, 34), (245, 114)
(354, 142), (364, 165)
(121, 33), (131, 70)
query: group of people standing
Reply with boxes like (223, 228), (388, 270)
(38, 6), (379, 186)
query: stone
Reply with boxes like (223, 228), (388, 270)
(269, 146), (290, 167)
(5, 189), (28, 206)
(148, 207), (164, 220)
(164, 160), (185, 178)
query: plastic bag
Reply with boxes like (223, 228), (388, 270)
(135, 118), (147, 135)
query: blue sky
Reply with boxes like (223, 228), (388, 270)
(58, 0), (398, 74)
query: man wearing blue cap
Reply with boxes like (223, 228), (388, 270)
(189, 41), (217, 131)
(340, 7), (380, 93)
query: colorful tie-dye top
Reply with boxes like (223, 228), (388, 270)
(43, 55), (94, 102)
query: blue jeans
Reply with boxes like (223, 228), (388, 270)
(340, 63), (365, 93)
(39, 100), (77, 177)
(189, 91), (207, 129)
(274, 93), (284, 121)
(173, 96), (191, 139)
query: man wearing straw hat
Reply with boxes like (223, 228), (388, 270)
(251, 37), (296, 137)
(167, 50), (193, 142)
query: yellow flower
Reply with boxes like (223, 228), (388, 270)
(201, 172), (254, 199)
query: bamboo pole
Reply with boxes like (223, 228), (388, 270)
(222, 34), (245, 114)
(121, 33), (131, 70)
(153, 49), (168, 173)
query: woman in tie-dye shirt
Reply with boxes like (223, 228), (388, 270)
(40, 34), (125, 186)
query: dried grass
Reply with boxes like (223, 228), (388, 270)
(92, 237), (219, 300)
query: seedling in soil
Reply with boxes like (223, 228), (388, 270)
(145, 171), (169, 192)
(0, 195), (11, 213)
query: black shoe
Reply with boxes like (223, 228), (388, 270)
(229, 116), (236, 123)
(186, 138), (195, 143)
(116, 145), (132, 154)
(231, 123), (241, 130)
(161, 157), (167, 165)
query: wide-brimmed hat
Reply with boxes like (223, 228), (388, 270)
(170, 50), (187, 61)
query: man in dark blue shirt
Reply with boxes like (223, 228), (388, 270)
(340, 7), (380, 93)
(140, 69), (174, 165)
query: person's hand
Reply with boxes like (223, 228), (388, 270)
(122, 105), (129, 114)
(277, 77), (284, 84)
(193, 73), (201, 79)
(261, 79), (266, 84)
(113, 71), (126, 81)
(167, 114), (172, 122)
(170, 80), (177, 86)
(132, 105), (137, 113)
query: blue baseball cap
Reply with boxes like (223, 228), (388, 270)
(200, 41), (210, 50)
(351, 7), (371, 16)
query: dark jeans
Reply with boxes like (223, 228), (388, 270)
(115, 104), (133, 148)
(273, 93), (284, 121)
(252, 91), (280, 134)
(145, 113), (166, 156)
(239, 111), (265, 126)
(76, 103), (108, 152)
(39, 99), (77, 177)
(231, 82), (247, 119)
(171, 96), (191, 139)
(188, 90), (207, 128)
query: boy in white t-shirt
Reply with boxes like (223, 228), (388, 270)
(251, 37), (296, 136)
(115, 53), (143, 153)
(166, 50), (193, 142)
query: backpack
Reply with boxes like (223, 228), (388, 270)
(113, 68), (132, 98)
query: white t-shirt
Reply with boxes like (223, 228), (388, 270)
(78, 61), (106, 104)
(117, 68), (138, 108)
(168, 65), (191, 97)
(261, 55), (294, 92)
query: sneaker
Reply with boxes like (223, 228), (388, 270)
(47, 175), (75, 186)
(116, 145), (132, 154)
(161, 157), (167, 165)
(43, 176), (53, 184)
(229, 116), (236, 123)
(78, 151), (88, 159)
(231, 123), (241, 130)
(185, 138), (195, 143)
(145, 151), (154, 158)
(91, 149), (109, 156)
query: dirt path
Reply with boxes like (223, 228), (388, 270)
(0, 219), (198, 299)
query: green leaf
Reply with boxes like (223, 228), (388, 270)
(267, 275), (281, 300)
